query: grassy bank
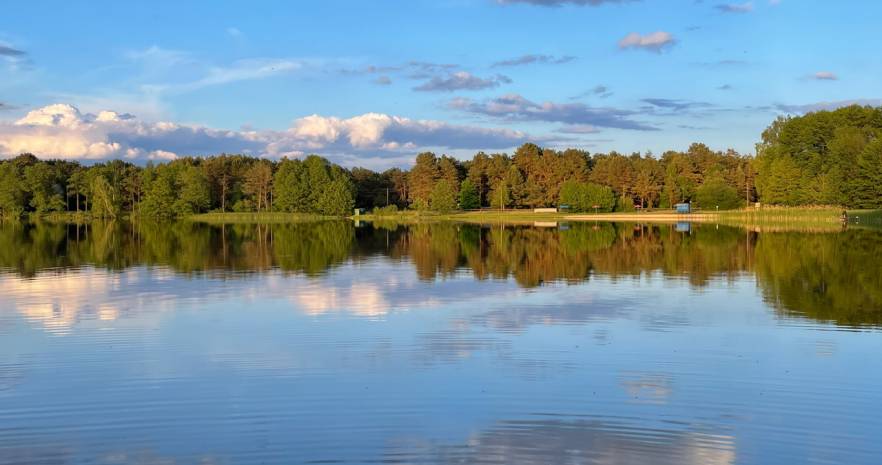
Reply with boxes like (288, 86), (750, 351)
(716, 207), (844, 230)
(19, 207), (873, 231)
(189, 212), (336, 224)
(357, 207), (882, 231)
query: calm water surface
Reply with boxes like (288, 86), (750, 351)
(1, 221), (880, 464)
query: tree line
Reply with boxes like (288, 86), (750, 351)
(1, 105), (880, 218)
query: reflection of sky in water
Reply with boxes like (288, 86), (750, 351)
(1, 256), (881, 464)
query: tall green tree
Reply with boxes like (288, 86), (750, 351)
(694, 177), (743, 210)
(273, 158), (309, 212)
(174, 165), (212, 215)
(408, 152), (440, 210)
(430, 179), (458, 213)
(458, 178), (480, 210)
(24, 163), (65, 214)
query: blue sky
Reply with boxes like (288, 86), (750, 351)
(1, 0), (880, 168)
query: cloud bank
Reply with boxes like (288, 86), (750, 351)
(0, 104), (532, 166)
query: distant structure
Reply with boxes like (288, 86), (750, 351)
(675, 203), (691, 214)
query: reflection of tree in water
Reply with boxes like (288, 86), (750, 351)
(383, 417), (735, 465)
(0, 220), (358, 277)
(404, 223), (751, 288)
(1, 220), (880, 326)
(754, 229), (882, 326)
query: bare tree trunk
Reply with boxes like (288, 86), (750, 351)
(221, 178), (227, 212)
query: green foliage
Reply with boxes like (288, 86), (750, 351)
(273, 156), (355, 216)
(429, 179), (458, 213)
(408, 152), (441, 209)
(174, 165), (211, 215)
(458, 179), (480, 210)
(558, 181), (616, 213)
(0, 162), (27, 218)
(141, 171), (177, 218)
(316, 178), (355, 215)
(756, 105), (882, 206)
(853, 138), (882, 208)
(23, 163), (65, 214)
(89, 174), (120, 218)
(694, 178), (743, 210)
(243, 161), (273, 212)
(273, 158), (309, 212)
(371, 204), (399, 216)
(489, 181), (511, 210)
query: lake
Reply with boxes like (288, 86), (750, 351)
(1, 220), (880, 465)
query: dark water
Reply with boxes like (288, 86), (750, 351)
(1, 220), (880, 465)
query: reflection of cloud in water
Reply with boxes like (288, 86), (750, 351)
(470, 297), (633, 333)
(293, 281), (389, 317)
(0, 271), (125, 334)
(387, 417), (735, 465)
(3, 263), (641, 337)
(620, 371), (673, 404)
(0, 268), (191, 335)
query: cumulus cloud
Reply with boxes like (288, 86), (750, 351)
(276, 113), (529, 155)
(774, 99), (882, 114)
(812, 71), (838, 81)
(715, 2), (754, 13)
(0, 103), (533, 164)
(497, 0), (638, 6)
(492, 54), (576, 67)
(0, 104), (263, 161)
(618, 32), (676, 53)
(414, 71), (511, 92)
(450, 93), (658, 131)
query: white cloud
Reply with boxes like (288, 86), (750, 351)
(0, 103), (533, 165)
(812, 71), (838, 81)
(618, 31), (676, 52)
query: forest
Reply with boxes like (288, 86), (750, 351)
(1, 104), (880, 219)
